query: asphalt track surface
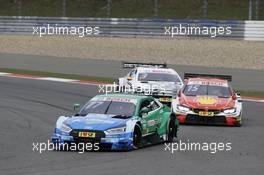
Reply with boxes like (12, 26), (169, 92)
(0, 76), (264, 175)
(1, 53), (264, 91)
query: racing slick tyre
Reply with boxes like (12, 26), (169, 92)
(166, 118), (177, 143)
(133, 126), (142, 149)
(236, 116), (242, 127)
(115, 83), (125, 92)
(235, 120), (242, 127)
(115, 80), (120, 92)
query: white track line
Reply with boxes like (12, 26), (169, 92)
(0, 72), (105, 86)
(242, 99), (264, 103)
(38, 77), (77, 82)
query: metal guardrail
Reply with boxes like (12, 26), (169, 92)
(0, 16), (263, 41)
(244, 21), (264, 40)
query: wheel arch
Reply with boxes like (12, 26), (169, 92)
(135, 121), (143, 133)
(56, 116), (69, 129)
(126, 119), (142, 133)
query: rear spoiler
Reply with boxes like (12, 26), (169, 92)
(184, 73), (232, 81)
(123, 62), (167, 69)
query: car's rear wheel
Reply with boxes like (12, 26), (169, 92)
(133, 126), (142, 149)
(114, 80), (119, 91)
(116, 84), (125, 92)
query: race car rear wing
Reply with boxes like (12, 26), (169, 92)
(184, 73), (232, 81)
(123, 62), (167, 69)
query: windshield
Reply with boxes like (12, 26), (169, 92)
(138, 73), (181, 83)
(183, 84), (231, 97)
(77, 100), (136, 117)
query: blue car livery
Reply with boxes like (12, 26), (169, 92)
(52, 94), (179, 151)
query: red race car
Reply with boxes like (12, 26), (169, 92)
(172, 73), (242, 126)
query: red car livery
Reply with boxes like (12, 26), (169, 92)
(172, 73), (242, 126)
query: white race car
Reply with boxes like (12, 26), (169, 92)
(117, 62), (183, 105)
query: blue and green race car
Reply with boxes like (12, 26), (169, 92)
(52, 94), (179, 151)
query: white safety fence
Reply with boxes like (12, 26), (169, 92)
(244, 21), (264, 41)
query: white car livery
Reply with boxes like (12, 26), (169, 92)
(117, 62), (183, 105)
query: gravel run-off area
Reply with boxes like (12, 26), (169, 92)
(0, 35), (264, 70)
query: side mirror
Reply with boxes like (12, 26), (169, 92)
(140, 107), (150, 115)
(73, 103), (80, 111)
(177, 90), (181, 97)
(127, 76), (133, 81)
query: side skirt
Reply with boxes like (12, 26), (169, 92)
(141, 133), (164, 147)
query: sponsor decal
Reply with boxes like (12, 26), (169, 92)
(147, 120), (156, 127)
(159, 97), (172, 102)
(144, 69), (173, 74)
(197, 96), (217, 105)
(85, 121), (99, 124)
(91, 97), (137, 104)
(198, 111), (215, 117)
(78, 132), (96, 138)
(208, 81), (228, 87)
(188, 80), (228, 87)
(188, 80), (207, 85)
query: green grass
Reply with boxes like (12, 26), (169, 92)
(237, 90), (264, 98)
(66, 0), (107, 18)
(0, 0), (263, 20)
(20, 0), (62, 17)
(158, 0), (204, 19)
(0, 0), (18, 16)
(1, 67), (264, 98)
(110, 0), (155, 18)
(207, 0), (249, 20)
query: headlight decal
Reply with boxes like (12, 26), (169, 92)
(60, 123), (72, 133)
(223, 108), (236, 114)
(177, 105), (190, 112)
(106, 126), (126, 134)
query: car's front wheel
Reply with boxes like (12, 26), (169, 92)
(133, 126), (142, 149)
(166, 119), (177, 142)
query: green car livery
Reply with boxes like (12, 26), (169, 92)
(52, 94), (179, 150)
